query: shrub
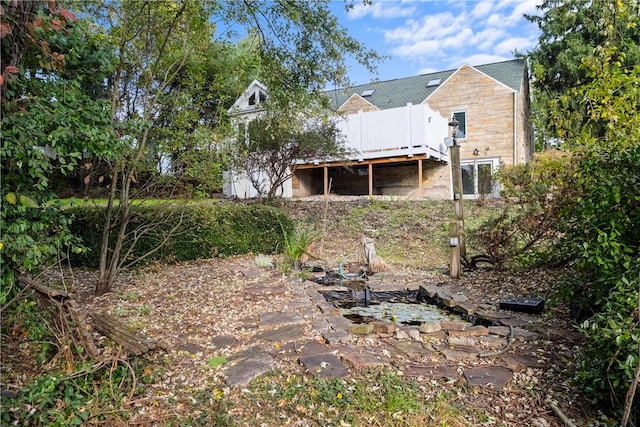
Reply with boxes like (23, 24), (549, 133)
(68, 201), (293, 267)
(577, 273), (640, 416)
(559, 144), (640, 412)
(0, 361), (138, 426)
(465, 152), (568, 269)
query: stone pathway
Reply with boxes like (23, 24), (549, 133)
(218, 267), (569, 389)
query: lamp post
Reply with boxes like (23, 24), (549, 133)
(448, 116), (465, 279)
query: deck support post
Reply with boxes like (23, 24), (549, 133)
(418, 159), (423, 196)
(368, 163), (373, 196)
(323, 166), (328, 198)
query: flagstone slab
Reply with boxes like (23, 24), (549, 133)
(340, 350), (385, 370)
(463, 366), (513, 388)
(322, 330), (352, 345)
(224, 348), (275, 387)
(211, 335), (239, 349)
(284, 298), (314, 311)
(298, 353), (350, 379)
(441, 348), (478, 362)
(251, 324), (306, 344)
(296, 340), (332, 357)
(259, 311), (305, 327)
(245, 283), (287, 297)
(403, 365), (459, 380)
(500, 355), (546, 370)
(387, 340), (434, 359)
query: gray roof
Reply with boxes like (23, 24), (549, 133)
(325, 58), (526, 111)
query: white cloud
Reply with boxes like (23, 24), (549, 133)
(470, 1), (495, 20)
(460, 53), (510, 67)
(474, 27), (507, 51)
(417, 66), (441, 75)
(348, 1), (417, 20)
(493, 35), (537, 55)
(355, 0), (541, 79)
(384, 13), (464, 44)
(392, 26), (474, 59)
(490, 0), (540, 26)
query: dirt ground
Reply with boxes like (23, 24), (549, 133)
(1, 198), (610, 426)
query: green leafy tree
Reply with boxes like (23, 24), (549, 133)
(91, 0), (380, 293)
(91, 0), (222, 295)
(224, 0), (381, 110)
(152, 37), (262, 197)
(540, 15), (640, 423)
(232, 107), (349, 199)
(526, 1), (640, 418)
(0, 1), (115, 301)
(526, 0), (640, 148)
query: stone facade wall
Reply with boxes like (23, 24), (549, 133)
(427, 65), (526, 167)
(293, 168), (324, 197)
(422, 164), (451, 199)
(293, 161), (450, 199)
(339, 94), (379, 115)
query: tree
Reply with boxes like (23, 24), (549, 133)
(529, 1), (640, 417)
(525, 0), (640, 147)
(151, 37), (262, 197)
(1, 1), (115, 301)
(224, 0), (381, 110)
(91, 0), (221, 295)
(231, 107), (349, 199)
(91, 0), (380, 294)
(559, 50), (640, 420)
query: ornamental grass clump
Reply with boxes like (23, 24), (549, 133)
(280, 222), (319, 271)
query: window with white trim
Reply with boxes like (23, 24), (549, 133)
(452, 111), (466, 139)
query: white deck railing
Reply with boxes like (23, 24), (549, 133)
(335, 103), (449, 162)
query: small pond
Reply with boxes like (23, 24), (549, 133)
(319, 288), (458, 326)
(342, 301), (455, 325)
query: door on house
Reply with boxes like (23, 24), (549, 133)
(461, 159), (499, 198)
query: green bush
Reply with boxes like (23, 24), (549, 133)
(577, 273), (640, 416)
(68, 201), (293, 267)
(0, 362), (137, 426)
(465, 152), (567, 269)
(560, 144), (640, 412)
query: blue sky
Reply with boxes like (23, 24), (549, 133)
(330, 0), (542, 85)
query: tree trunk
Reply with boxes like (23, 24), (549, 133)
(96, 163), (132, 295)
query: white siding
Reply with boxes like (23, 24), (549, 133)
(223, 170), (292, 199)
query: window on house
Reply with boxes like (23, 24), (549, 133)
(361, 89), (375, 97)
(452, 111), (466, 139)
(248, 90), (266, 106)
(461, 160), (498, 197)
(237, 122), (249, 146)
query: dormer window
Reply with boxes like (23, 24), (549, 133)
(249, 89), (267, 106)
